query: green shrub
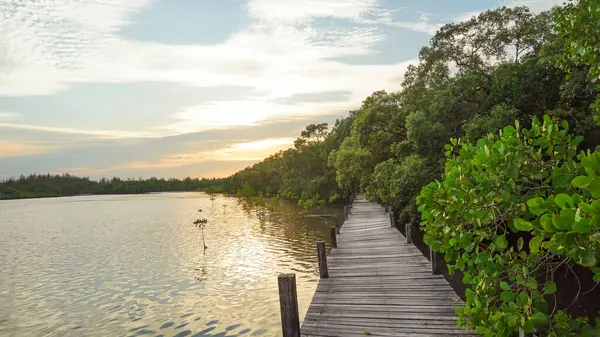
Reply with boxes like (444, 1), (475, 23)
(417, 115), (600, 336)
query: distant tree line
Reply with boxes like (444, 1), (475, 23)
(0, 174), (225, 199)
(224, 4), (600, 335)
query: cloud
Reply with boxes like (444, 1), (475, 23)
(452, 0), (561, 25)
(454, 11), (485, 23)
(47, 137), (295, 177)
(503, 0), (564, 12)
(226, 137), (294, 153)
(0, 113), (343, 178)
(0, 140), (57, 158)
(0, 122), (165, 139)
(244, 0), (381, 23)
(0, 0), (389, 93)
(0, 0), (416, 135)
(0, 111), (18, 120)
(0, 0), (155, 96)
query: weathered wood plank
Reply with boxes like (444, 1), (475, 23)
(299, 194), (475, 336)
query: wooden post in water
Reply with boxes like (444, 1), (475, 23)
(344, 205), (349, 220)
(389, 211), (395, 228)
(317, 241), (329, 278)
(430, 248), (442, 275)
(329, 227), (337, 248)
(332, 215), (341, 234)
(278, 274), (301, 337)
(405, 223), (413, 244)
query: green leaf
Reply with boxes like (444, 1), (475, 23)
(555, 193), (574, 209)
(503, 125), (515, 136)
(533, 312), (550, 325)
(529, 236), (543, 253)
(517, 237), (524, 251)
(523, 319), (535, 334)
(552, 214), (567, 230)
(506, 314), (517, 326)
(463, 272), (472, 284)
(579, 250), (597, 267)
(544, 281), (557, 294)
(517, 292), (530, 306)
(527, 197), (546, 215)
(580, 202), (595, 214)
(540, 214), (555, 233)
(527, 278), (538, 290)
(514, 218), (533, 231)
(573, 218), (591, 234)
(572, 175), (593, 188)
(583, 154), (600, 170)
(501, 291), (515, 303)
(588, 180), (600, 199)
(500, 282), (510, 291)
(495, 235), (508, 250)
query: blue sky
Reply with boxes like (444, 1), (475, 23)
(0, 0), (561, 179)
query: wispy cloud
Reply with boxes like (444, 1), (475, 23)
(74, 137), (295, 174)
(244, 0), (381, 23)
(0, 0), (417, 136)
(503, 0), (564, 12)
(454, 0), (563, 24)
(0, 122), (164, 139)
(0, 111), (18, 120)
(0, 140), (57, 158)
(0, 0), (155, 96)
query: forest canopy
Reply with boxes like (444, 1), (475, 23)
(224, 4), (599, 219)
(224, 3), (600, 335)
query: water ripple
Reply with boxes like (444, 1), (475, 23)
(0, 193), (338, 336)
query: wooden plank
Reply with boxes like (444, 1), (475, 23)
(302, 322), (474, 335)
(299, 194), (475, 336)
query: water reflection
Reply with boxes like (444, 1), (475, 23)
(0, 193), (339, 336)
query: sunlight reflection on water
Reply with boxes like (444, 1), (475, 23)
(0, 192), (339, 337)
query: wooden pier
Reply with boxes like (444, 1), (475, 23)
(278, 195), (476, 337)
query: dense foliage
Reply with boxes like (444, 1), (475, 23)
(418, 116), (600, 336)
(223, 3), (600, 334)
(555, 0), (600, 123)
(0, 174), (225, 199)
(226, 5), (599, 218)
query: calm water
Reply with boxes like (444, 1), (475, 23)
(0, 193), (338, 337)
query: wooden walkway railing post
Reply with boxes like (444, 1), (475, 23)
(278, 274), (300, 337)
(389, 211), (395, 228)
(430, 248), (442, 274)
(317, 241), (329, 278)
(329, 227), (337, 248)
(344, 205), (349, 220)
(332, 215), (341, 234)
(405, 223), (413, 244)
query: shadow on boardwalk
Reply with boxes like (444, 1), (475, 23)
(300, 195), (477, 337)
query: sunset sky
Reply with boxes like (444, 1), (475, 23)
(0, 0), (561, 179)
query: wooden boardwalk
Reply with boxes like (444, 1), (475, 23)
(300, 195), (476, 337)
